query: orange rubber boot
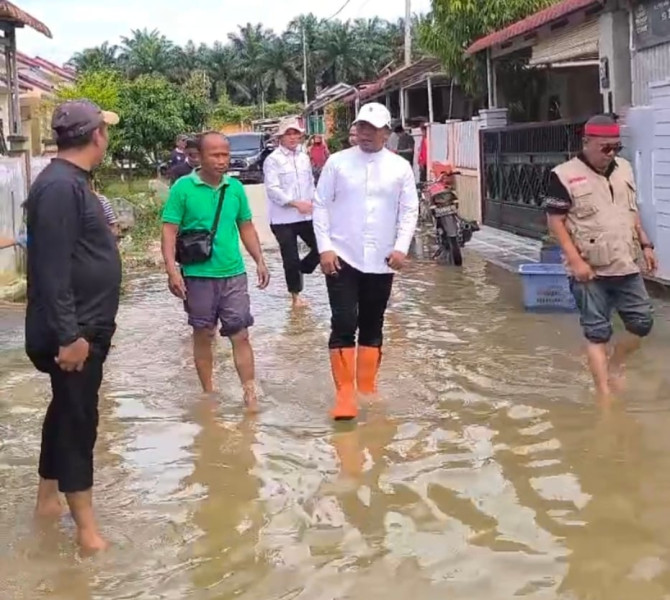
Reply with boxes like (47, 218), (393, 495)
(357, 346), (381, 395)
(329, 348), (357, 420)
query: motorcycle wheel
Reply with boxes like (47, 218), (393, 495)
(446, 235), (463, 266)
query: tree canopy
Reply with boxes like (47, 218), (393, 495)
(419, 0), (554, 95)
(67, 15), (422, 106)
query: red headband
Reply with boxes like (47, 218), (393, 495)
(584, 123), (620, 137)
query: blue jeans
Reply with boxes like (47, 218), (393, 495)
(569, 274), (653, 344)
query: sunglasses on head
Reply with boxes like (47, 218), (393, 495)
(599, 143), (622, 155)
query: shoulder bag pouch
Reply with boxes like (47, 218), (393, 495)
(175, 184), (227, 265)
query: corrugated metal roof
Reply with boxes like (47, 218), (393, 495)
(0, 1), (51, 38)
(466, 0), (602, 56)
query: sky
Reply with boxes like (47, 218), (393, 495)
(17, 0), (432, 65)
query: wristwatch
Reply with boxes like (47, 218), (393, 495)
(641, 242), (655, 250)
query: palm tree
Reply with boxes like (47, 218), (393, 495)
(204, 42), (251, 103)
(119, 28), (177, 80)
(67, 42), (119, 73)
(228, 23), (274, 105)
(316, 21), (365, 87)
(259, 35), (299, 101)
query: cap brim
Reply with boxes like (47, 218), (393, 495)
(102, 111), (120, 126)
(278, 126), (304, 135)
(354, 117), (391, 129)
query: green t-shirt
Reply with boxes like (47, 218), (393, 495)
(162, 171), (252, 278)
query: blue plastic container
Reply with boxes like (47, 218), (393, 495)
(540, 246), (562, 264)
(518, 263), (577, 312)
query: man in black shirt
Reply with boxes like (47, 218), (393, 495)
(26, 99), (121, 553)
(168, 137), (200, 184)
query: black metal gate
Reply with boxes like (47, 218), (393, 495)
(480, 118), (586, 239)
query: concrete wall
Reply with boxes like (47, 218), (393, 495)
(623, 80), (670, 282)
(0, 157), (27, 275)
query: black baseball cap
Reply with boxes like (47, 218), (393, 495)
(51, 99), (119, 140)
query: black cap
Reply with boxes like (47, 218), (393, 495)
(51, 99), (119, 140)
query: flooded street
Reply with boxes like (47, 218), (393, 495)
(3, 190), (670, 599)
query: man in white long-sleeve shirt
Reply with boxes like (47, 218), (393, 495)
(263, 118), (320, 308)
(313, 102), (419, 420)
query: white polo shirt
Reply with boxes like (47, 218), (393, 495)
(263, 145), (315, 225)
(313, 146), (419, 274)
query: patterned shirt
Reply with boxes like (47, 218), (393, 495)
(97, 194), (118, 225)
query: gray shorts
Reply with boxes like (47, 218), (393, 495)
(569, 273), (653, 344)
(184, 274), (254, 337)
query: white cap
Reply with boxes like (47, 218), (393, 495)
(277, 117), (305, 136)
(354, 102), (392, 129)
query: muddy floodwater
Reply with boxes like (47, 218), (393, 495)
(2, 247), (670, 600)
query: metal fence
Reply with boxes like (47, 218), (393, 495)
(481, 118), (586, 239)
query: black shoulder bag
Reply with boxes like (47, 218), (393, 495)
(176, 184), (227, 265)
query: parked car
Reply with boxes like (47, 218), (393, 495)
(227, 132), (274, 184)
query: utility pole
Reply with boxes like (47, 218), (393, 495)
(301, 25), (309, 107)
(404, 0), (411, 66)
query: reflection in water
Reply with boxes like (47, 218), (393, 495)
(2, 250), (670, 599)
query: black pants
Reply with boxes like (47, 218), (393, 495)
(29, 337), (111, 493)
(325, 261), (394, 349)
(270, 221), (320, 294)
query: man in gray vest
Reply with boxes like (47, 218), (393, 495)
(544, 114), (657, 400)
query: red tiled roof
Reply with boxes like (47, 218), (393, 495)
(466, 0), (602, 55)
(34, 56), (75, 80)
(19, 72), (53, 92)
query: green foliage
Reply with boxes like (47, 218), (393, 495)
(54, 69), (123, 155)
(210, 93), (301, 127)
(67, 15), (418, 106)
(180, 70), (212, 132)
(117, 74), (186, 162)
(418, 0), (554, 95)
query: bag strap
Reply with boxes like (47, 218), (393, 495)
(210, 183), (228, 236)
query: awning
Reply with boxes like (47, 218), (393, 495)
(529, 17), (599, 65)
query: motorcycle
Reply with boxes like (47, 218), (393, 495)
(425, 184), (479, 266)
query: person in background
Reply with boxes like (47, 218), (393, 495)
(169, 138), (200, 184)
(168, 134), (188, 169)
(544, 114), (657, 400)
(386, 124), (399, 153)
(348, 124), (358, 148)
(263, 117), (320, 309)
(418, 122), (428, 182)
(396, 125), (415, 165)
(308, 134), (330, 183)
(313, 102), (419, 420)
(89, 179), (120, 239)
(25, 99), (121, 553)
(161, 132), (270, 409)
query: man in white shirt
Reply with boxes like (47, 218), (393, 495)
(314, 103), (419, 420)
(263, 118), (320, 308)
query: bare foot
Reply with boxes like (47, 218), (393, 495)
(35, 498), (65, 519)
(243, 382), (259, 414)
(291, 295), (308, 309)
(77, 528), (109, 555)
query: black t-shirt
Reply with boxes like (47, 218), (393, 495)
(169, 149), (186, 167)
(169, 160), (195, 184)
(25, 158), (122, 355)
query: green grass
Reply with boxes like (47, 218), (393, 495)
(100, 176), (153, 197)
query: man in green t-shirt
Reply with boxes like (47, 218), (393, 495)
(161, 132), (270, 410)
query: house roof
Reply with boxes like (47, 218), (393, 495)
(345, 56), (444, 104)
(466, 0), (602, 55)
(0, 1), (51, 38)
(33, 56), (76, 81)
